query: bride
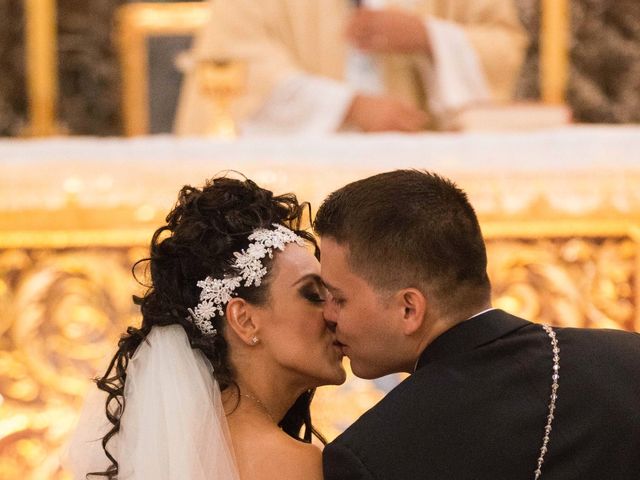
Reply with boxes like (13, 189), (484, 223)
(66, 175), (346, 479)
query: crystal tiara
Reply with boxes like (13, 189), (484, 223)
(187, 224), (305, 335)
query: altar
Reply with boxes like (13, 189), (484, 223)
(1, 126), (640, 478)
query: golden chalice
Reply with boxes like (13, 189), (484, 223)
(196, 58), (246, 138)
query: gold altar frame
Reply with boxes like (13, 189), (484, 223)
(115, 2), (210, 136)
(2, 220), (639, 247)
(24, 0), (59, 136)
(540, 0), (569, 104)
(2, 210), (639, 247)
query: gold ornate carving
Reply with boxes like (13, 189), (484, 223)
(488, 238), (638, 332)
(1, 176), (639, 477)
(312, 370), (390, 441)
(0, 247), (145, 479)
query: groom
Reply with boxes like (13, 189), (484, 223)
(315, 170), (640, 479)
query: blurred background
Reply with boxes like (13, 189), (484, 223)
(1, 0), (640, 478)
(2, 0), (639, 137)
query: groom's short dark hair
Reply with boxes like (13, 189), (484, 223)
(314, 169), (490, 315)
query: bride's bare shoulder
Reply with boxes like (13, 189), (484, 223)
(237, 429), (323, 480)
(268, 435), (323, 478)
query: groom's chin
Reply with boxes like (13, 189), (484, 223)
(348, 358), (386, 380)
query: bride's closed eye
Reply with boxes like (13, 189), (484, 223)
(299, 283), (327, 304)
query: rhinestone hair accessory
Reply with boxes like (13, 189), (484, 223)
(187, 224), (305, 335)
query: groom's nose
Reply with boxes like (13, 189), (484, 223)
(325, 317), (337, 333)
(323, 294), (338, 328)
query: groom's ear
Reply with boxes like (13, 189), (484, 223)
(226, 298), (260, 346)
(397, 288), (427, 336)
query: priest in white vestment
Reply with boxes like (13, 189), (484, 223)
(175, 0), (528, 135)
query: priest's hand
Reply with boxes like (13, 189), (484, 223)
(342, 94), (429, 132)
(346, 8), (431, 55)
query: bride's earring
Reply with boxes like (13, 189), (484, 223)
(251, 336), (259, 345)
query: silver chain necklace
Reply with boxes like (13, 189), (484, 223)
(240, 393), (277, 424)
(534, 324), (560, 479)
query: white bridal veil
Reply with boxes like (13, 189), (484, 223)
(65, 324), (240, 480)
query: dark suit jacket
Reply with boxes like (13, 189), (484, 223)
(323, 309), (640, 479)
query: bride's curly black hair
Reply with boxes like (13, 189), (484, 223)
(91, 175), (324, 479)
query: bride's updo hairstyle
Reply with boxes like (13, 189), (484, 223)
(94, 175), (322, 479)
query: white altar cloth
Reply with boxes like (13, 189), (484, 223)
(1, 126), (639, 217)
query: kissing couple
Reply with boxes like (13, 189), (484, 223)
(67, 170), (640, 479)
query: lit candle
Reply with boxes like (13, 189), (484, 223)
(24, 0), (58, 136)
(540, 0), (569, 104)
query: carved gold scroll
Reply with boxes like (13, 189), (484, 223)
(1, 202), (639, 479)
